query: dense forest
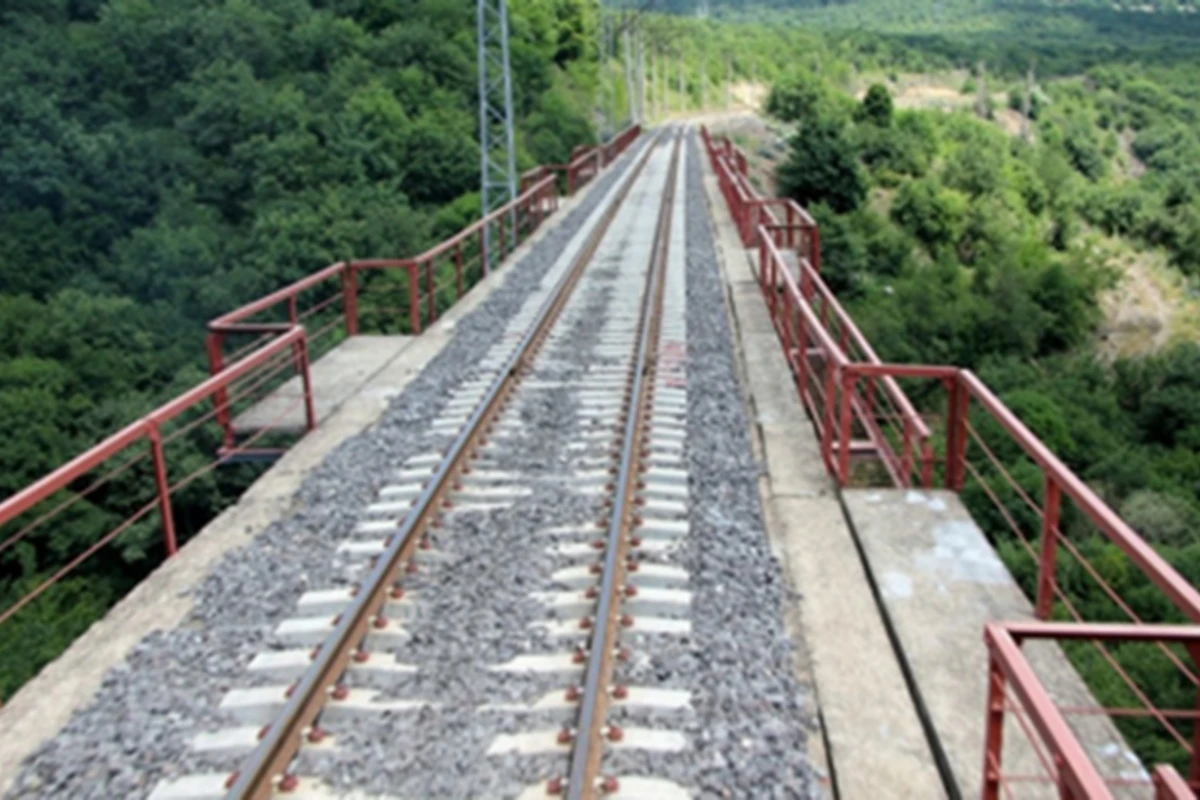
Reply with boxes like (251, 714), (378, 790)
(762, 8), (1200, 772)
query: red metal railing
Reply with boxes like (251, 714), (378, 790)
(702, 125), (932, 487)
(700, 123), (1200, 794)
(984, 622), (1199, 798)
(0, 328), (315, 697)
(208, 124), (641, 447)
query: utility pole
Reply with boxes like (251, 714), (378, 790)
(660, 47), (667, 117)
(647, 40), (656, 121)
(477, 0), (517, 272)
(635, 23), (646, 124)
(628, 13), (638, 126)
(596, 4), (610, 140)
(678, 54), (685, 113)
(725, 53), (731, 110)
(975, 59), (989, 120)
(696, 0), (708, 111)
(1021, 60), (1035, 141)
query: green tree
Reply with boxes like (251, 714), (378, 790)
(890, 178), (965, 251)
(855, 83), (894, 127)
(778, 117), (867, 213)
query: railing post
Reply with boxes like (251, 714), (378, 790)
(478, 227), (487, 279)
(498, 214), (507, 260)
(408, 263), (422, 335)
(1036, 475), (1062, 620)
(796, 308), (810, 408)
(901, 416), (913, 488)
(810, 224), (822, 275)
(1186, 644), (1200, 787)
(982, 651), (1006, 800)
(206, 332), (234, 450)
(294, 337), (317, 433)
(838, 369), (856, 484)
(286, 295), (298, 325)
(945, 375), (968, 490)
(455, 243), (464, 299)
(425, 259), (436, 323)
(147, 422), (177, 557)
(821, 361), (837, 476)
(342, 264), (359, 336)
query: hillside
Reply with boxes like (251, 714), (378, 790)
(752, 18), (1200, 765)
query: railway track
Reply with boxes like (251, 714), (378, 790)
(149, 128), (698, 800)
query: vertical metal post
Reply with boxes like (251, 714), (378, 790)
(1036, 475), (1062, 620)
(596, 4), (610, 139)
(477, 0), (517, 274)
(408, 264), (422, 334)
(295, 338), (317, 433)
(648, 42), (656, 121)
(1187, 644), (1200, 786)
(982, 652), (1006, 800)
(725, 54), (732, 110)
(838, 371), (856, 484)
(677, 53), (685, 111)
(342, 264), (359, 336)
(148, 423), (177, 557)
(206, 333), (234, 450)
(944, 376), (963, 489)
(425, 260), (436, 323)
(455, 244), (464, 298)
(621, 17), (636, 125)
(821, 362), (837, 476)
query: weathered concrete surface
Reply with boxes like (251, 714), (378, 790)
(0, 170), (614, 796)
(697, 127), (946, 800)
(233, 334), (413, 432)
(842, 488), (1144, 798)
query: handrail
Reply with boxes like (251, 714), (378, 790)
(984, 622), (1200, 799)
(961, 370), (1200, 624)
(204, 123), (641, 446)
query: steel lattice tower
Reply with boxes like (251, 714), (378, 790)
(477, 0), (518, 272)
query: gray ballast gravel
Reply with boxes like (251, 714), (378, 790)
(4, 140), (647, 800)
(600, 133), (820, 797)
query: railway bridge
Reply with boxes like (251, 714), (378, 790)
(0, 123), (1196, 800)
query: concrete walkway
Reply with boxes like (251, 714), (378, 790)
(698, 129), (946, 800)
(233, 334), (413, 433)
(843, 489), (1142, 798)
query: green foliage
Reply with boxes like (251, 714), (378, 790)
(778, 117), (868, 213)
(855, 83), (894, 127)
(764, 16), (1200, 771)
(891, 178), (965, 251)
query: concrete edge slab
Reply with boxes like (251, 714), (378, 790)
(693, 126), (946, 800)
(0, 156), (626, 795)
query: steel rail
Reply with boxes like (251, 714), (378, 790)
(223, 128), (665, 800)
(564, 130), (682, 799)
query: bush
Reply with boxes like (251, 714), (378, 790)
(891, 177), (965, 251)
